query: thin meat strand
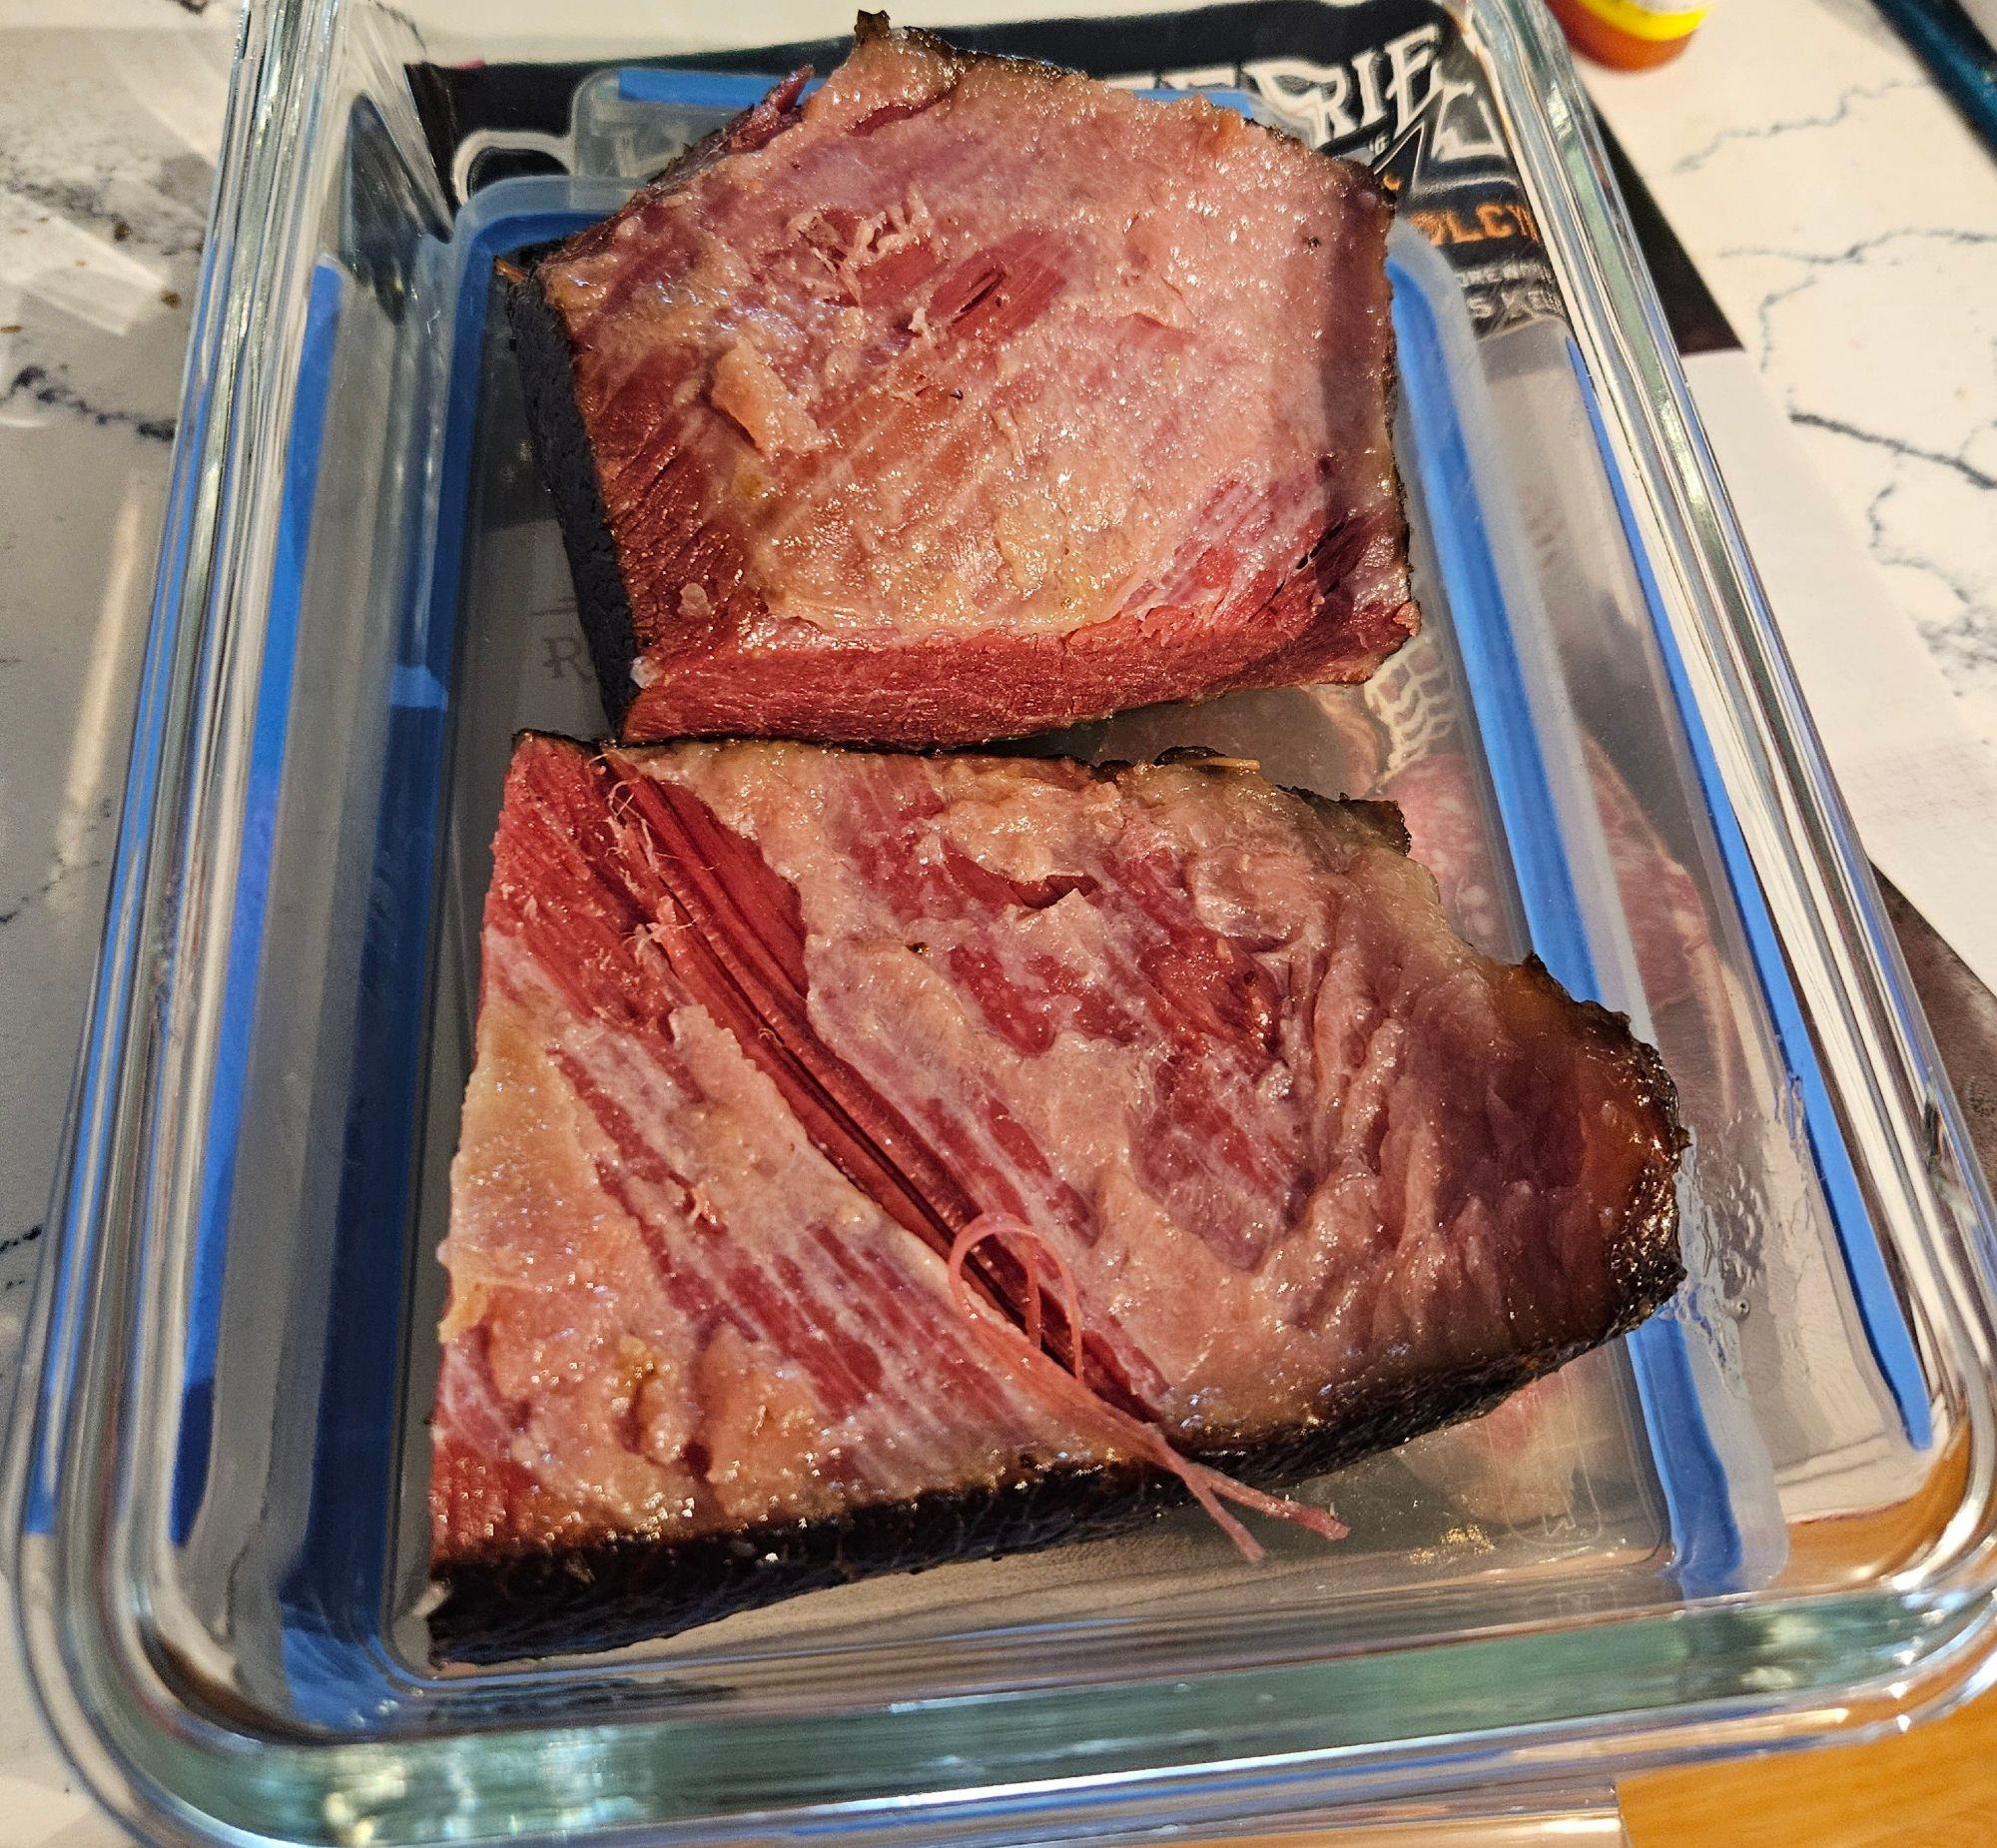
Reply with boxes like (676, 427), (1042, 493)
(946, 1214), (1348, 1560)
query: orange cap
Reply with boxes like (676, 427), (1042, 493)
(1548, 0), (1709, 69)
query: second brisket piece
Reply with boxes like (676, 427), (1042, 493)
(509, 17), (1417, 746)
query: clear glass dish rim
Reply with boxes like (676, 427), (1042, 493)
(8, 0), (1997, 1843)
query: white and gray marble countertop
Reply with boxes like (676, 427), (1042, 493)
(1591, 0), (1997, 746)
(0, 0), (1993, 1840)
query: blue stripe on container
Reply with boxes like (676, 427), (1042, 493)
(24, 296), (222, 1538)
(169, 259), (345, 1544)
(1390, 260), (1745, 1594)
(271, 207), (601, 1721)
(1566, 340), (1931, 1449)
(615, 65), (1259, 120)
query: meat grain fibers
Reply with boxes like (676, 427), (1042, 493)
(509, 15), (1417, 747)
(428, 736), (1683, 1660)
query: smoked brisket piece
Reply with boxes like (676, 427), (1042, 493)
(428, 735), (1684, 1661)
(507, 16), (1417, 747)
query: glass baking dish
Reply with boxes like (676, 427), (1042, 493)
(10, 0), (1997, 1842)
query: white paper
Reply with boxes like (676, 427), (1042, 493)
(1686, 347), (1997, 995)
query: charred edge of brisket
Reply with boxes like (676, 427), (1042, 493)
(1549, 974), (1692, 1330)
(430, 1461), (1163, 1665)
(1517, 948), (1694, 1182)
(505, 273), (640, 723)
(427, 1291), (1681, 1665)
(1300, 790), (1413, 857)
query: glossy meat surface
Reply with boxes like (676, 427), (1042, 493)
(429, 736), (1682, 1655)
(511, 19), (1416, 746)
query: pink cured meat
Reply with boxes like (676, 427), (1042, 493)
(429, 735), (1683, 1659)
(508, 16), (1417, 747)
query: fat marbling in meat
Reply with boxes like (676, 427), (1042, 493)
(428, 735), (1683, 1659)
(508, 16), (1417, 747)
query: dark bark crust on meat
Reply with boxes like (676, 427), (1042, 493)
(429, 1242), (1679, 1665)
(506, 273), (642, 717)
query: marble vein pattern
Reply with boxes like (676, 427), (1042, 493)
(0, 9), (233, 1373)
(1591, 0), (1997, 742)
(0, 16), (234, 1838)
